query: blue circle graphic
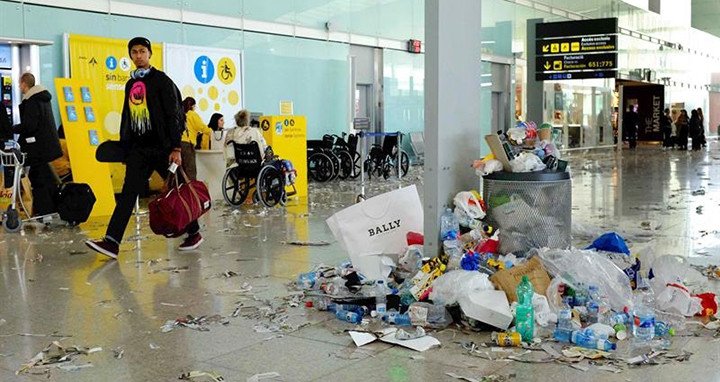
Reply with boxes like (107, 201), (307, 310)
(194, 55), (215, 84)
(105, 56), (117, 70)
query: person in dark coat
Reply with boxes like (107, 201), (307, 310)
(675, 109), (689, 150)
(623, 106), (638, 149)
(660, 108), (672, 150)
(689, 109), (702, 151)
(9, 73), (62, 216)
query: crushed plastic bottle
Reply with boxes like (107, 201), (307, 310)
(297, 272), (318, 289)
(443, 239), (463, 270)
(382, 311), (412, 326)
(515, 275), (535, 342)
(335, 309), (362, 324)
(571, 329), (617, 351)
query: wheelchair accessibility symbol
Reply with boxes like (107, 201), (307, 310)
(261, 119), (270, 131)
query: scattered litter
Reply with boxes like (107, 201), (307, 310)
(691, 189), (706, 196)
(149, 343), (160, 350)
(246, 372), (281, 382)
(59, 287), (70, 291)
(150, 266), (189, 274)
(570, 364), (589, 372)
(349, 328), (441, 352)
(180, 370), (225, 382)
(160, 302), (185, 308)
(446, 372), (480, 382)
(597, 365), (622, 373)
(32, 254), (43, 263)
(282, 240), (331, 246)
(16, 342), (101, 375)
(125, 235), (148, 241)
(161, 315), (230, 333)
(112, 348), (124, 359)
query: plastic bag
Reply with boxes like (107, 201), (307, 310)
(510, 152), (546, 173)
(428, 270), (494, 306)
(453, 191), (486, 223)
(532, 293), (557, 327)
(535, 248), (633, 310)
(650, 255), (707, 291)
(473, 159), (503, 177)
(586, 232), (630, 255)
(653, 283), (702, 316)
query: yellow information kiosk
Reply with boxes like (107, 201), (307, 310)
(260, 115), (308, 200)
(54, 79), (115, 217)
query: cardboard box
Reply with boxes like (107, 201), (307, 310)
(459, 290), (513, 330)
(490, 256), (551, 303)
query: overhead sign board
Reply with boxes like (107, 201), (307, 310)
(535, 18), (618, 81)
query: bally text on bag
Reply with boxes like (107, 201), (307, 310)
(368, 219), (401, 237)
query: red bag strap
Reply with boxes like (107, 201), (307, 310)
(177, 166), (203, 208)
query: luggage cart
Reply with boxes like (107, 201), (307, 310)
(356, 131), (405, 203)
(0, 141), (56, 232)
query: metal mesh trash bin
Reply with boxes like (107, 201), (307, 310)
(483, 171), (571, 255)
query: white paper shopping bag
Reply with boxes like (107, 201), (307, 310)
(327, 185), (423, 278)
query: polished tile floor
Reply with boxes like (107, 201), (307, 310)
(1, 144), (720, 381)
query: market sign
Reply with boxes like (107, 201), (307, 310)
(535, 18), (618, 81)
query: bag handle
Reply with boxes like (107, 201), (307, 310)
(358, 187), (404, 220)
(163, 170), (193, 220)
(177, 166), (203, 209)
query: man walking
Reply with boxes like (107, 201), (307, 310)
(5, 73), (62, 217)
(86, 37), (203, 259)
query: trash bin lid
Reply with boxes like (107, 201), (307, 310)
(483, 170), (570, 181)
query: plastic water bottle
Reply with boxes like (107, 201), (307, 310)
(375, 280), (387, 315)
(571, 330), (617, 351)
(515, 275), (535, 342)
(335, 309), (362, 324)
(553, 309), (573, 343)
(440, 208), (459, 241)
(331, 304), (369, 317)
(297, 272), (317, 289)
(587, 301), (599, 324)
(443, 239), (463, 270)
(632, 305), (656, 341)
(382, 311), (412, 326)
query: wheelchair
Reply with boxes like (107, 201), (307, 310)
(307, 139), (338, 182)
(222, 141), (297, 208)
(322, 133), (362, 180)
(363, 133), (410, 179)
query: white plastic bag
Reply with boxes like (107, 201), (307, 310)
(510, 152), (546, 173)
(475, 159), (504, 177)
(428, 270), (494, 306)
(650, 255), (707, 291)
(532, 293), (557, 327)
(536, 248), (633, 310)
(453, 191), (486, 221)
(654, 283), (703, 317)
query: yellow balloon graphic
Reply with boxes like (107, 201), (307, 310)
(208, 86), (219, 100)
(214, 103), (221, 111)
(197, 87), (204, 95)
(182, 85), (195, 99)
(217, 57), (236, 85)
(199, 98), (209, 112)
(228, 90), (239, 106)
(104, 111), (122, 136)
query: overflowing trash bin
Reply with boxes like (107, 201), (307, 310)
(483, 171), (571, 255)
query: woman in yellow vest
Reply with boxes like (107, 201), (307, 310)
(181, 97), (213, 179)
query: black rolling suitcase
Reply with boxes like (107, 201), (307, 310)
(56, 183), (96, 225)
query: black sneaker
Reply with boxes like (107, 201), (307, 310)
(178, 234), (204, 251)
(85, 239), (119, 260)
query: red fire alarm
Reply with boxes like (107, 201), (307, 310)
(407, 39), (422, 54)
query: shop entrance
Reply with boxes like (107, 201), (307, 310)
(617, 80), (665, 143)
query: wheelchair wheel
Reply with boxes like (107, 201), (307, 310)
(336, 150), (353, 180)
(222, 168), (250, 206)
(398, 150), (410, 177)
(2, 208), (21, 233)
(384, 151), (410, 179)
(326, 151), (341, 181)
(349, 152), (362, 179)
(257, 165), (284, 208)
(308, 152), (333, 182)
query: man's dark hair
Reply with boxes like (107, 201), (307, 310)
(20, 73), (35, 88)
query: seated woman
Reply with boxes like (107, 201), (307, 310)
(197, 113), (224, 150)
(225, 109), (267, 166)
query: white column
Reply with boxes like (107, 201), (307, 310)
(424, 0), (482, 255)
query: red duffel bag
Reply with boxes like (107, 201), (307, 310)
(149, 168), (211, 238)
